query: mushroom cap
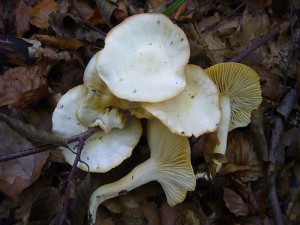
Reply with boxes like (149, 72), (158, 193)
(142, 64), (220, 137)
(83, 51), (107, 92)
(205, 62), (262, 131)
(147, 119), (196, 205)
(77, 91), (126, 134)
(52, 85), (142, 173)
(84, 51), (153, 119)
(96, 13), (190, 102)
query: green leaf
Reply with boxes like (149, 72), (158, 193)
(163, 0), (186, 15)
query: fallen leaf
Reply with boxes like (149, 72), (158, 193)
(220, 130), (265, 182)
(15, 0), (31, 36)
(287, 186), (300, 220)
(223, 187), (249, 217)
(120, 193), (147, 225)
(160, 202), (181, 225)
(0, 65), (49, 109)
(0, 121), (49, 199)
(95, 0), (127, 27)
(30, 0), (58, 29)
(35, 34), (83, 51)
(49, 13), (105, 42)
(141, 201), (160, 225)
(28, 187), (61, 222)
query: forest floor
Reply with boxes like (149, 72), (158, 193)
(0, 0), (300, 225)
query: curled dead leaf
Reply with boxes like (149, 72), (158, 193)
(0, 65), (49, 109)
(35, 34), (83, 51)
(220, 130), (265, 182)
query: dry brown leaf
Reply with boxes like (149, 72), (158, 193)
(0, 122), (49, 199)
(141, 201), (160, 225)
(287, 186), (300, 220)
(72, 0), (94, 19)
(202, 31), (232, 63)
(0, 65), (49, 109)
(223, 187), (249, 217)
(87, 9), (107, 26)
(229, 9), (270, 59)
(220, 130), (265, 182)
(15, 0), (31, 36)
(35, 34), (83, 51)
(159, 202), (181, 225)
(30, 0), (58, 29)
(254, 65), (284, 102)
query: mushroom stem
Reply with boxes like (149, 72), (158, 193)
(89, 119), (196, 224)
(213, 96), (231, 171)
(89, 159), (157, 224)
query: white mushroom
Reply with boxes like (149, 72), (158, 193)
(142, 64), (220, 137)
(52, 85), (142, 173)
(96, 13), (190, 102)
(89, 119), (196, 224)
(205, 62), (262, 172)
(83, 51), (153, 119)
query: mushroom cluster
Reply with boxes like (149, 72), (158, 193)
(51, 13), (262, 225)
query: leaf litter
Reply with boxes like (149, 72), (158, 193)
(0, 0), (299, 224)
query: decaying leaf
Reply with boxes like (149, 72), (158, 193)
(223, 187), (249, 217)
(49, 13), (105, 42)
(0, 65), (49, 109)
(35, 34), (83, 51)
(30, 0), (58, 29)
(0, 121), (49, 199)
(95, 0), (127, 27)
(15, 0), (31, 36)
(287, 186), (300, 220)
(220, 130), (265, 182)
(28, 187), (62, 223)
(254, 66), (284, 102)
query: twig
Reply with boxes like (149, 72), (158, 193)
(201, 3), (245, 34)
(0, 144), (56, 162)
(268, 87), (298, 225)
(0, 126), (100, 162)
(58, 127), (99, 225)
(229, 26), (281, 62)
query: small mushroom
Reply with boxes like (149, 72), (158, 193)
(84, 51), (153, 119)
(142, 64), (221, 137)
(96, 13), (190, 102)
(52, 85), (142, 173)
(89, 119), (196, 224)
(205, 62), (262, 172)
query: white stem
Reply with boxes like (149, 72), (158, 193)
(213, 96), (231, 171)
(89, 159), (157, 224)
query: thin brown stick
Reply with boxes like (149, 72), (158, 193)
(0, 144), (56, 162)
(229, 26), (281, 62)
(268, 87), (298, 225)
(58, 127), (99, 225)
(201, 3), (245, 34)
(0, 126), (100, 162)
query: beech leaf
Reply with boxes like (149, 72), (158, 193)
(30, 0), (58, 29)
(0, 121), (49, 199)
(35, 34), (83, 51)
(0, 65), (49, 109)
(223, 188), (249, 217)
